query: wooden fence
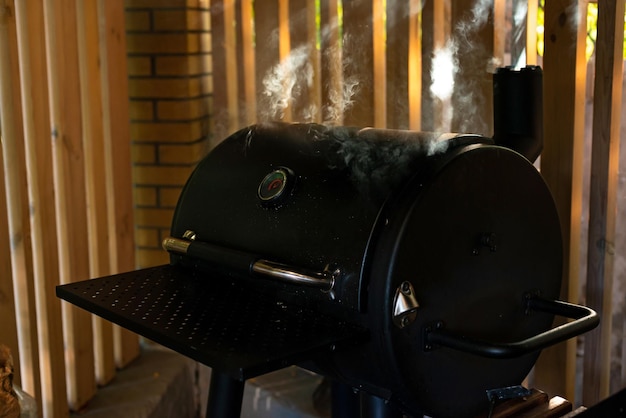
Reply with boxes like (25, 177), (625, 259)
(0, 1), (138, 417)
(0, 0), (624, 417)
(210, 0), (626, 409)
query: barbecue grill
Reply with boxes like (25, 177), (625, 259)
(57, 66), (599, 418)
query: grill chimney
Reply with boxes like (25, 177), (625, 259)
(493, 65), (544, 162)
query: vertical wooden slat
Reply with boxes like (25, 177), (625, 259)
(0, 9), (22, 396)
(210, 0), (239, 137)
(372, 0), (385, 128)
(76, 0), (115, 386)
(450, 0), (494, 136)
(254, 0), (280, 122)
(43, 0), (96, 410)
(237, 1), (257, 125)
(534, 0), (588, 403)
(0, 155), (19, 385)
(421, 0), (446, 131)
(210, 0), (229, 139)
(342, 0), (376, 126)
(583, 0), (624, 405)
(620, 68), (626, 393)
(99, 0), (140, 368)
(278, 0), (292, 121)
(385, 0), (409, 130)
(236, 0), (257, 126)
(223, 0), (239, 129)
(14, 1), (70, 415)
(0, 1), (43, 412)
(289, 0), (320, 122)
(493, 0), (506, 65)
(407, 1), (421, 130)
(320, 0), (343, 124)
(525, 0), (538, 66)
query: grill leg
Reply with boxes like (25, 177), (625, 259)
(331, 380), (360, 418)
(360, 392), (403, 418)
(206, 370), (245, 418)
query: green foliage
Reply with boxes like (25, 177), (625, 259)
(537, 0), (626, 60)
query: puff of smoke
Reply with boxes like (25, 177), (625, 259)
(430, 39), (459, 102)
(261, 44), (314, 121)
(321, 32), (361, 126)
(332, 128), (451, 200)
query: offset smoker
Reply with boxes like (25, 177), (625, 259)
(57, 67), (598, 418)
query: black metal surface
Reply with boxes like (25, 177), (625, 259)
(424, 297), (599, 358)
(206, 371), (245, 418)
(493, 66), (543, 162)
(56, 264), (367, 380)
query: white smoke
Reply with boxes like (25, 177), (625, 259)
(429, 0), (499, 134)
(322, 34), (361, 125)
(261, 24), (361, 125)
(261, 44), (314, 121)
(431, 40), (458, 101)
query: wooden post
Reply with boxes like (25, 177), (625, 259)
(0, 159), (19, 390)
(236, 0), (257, 127)
(76, 0), (116, 386)
(385, 0), (410, 130)
(320, 0), (343, 125)
(533, 0), (588, 403)
(210, 0), (239, 139)
(43, 0), (96, 411)
(289, 0), (321, 123)
(99, 0), (140, 368)
(1, 1), (51, 415)
(450, 0), (494, 136)
(342, 0), (378, 127)
(493, 0), (506, 65)
(421, 0), (446, 131)
(583, 0), (625, 405)
(223, 0), (239, 128)
(254, 0), (281, 122)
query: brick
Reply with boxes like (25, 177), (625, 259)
(135, 207), (175, 227)
(125, 10), (151, 31)
(159, 187), (184, 208)
(153, 10), (186, 31)
(129, 77), (202, 99)
(200, 9), (210, 30)
(153, 10), (208, 31)
(192, 10), (211, 31)
(159, 228), (173, 245)
(129, 100), (154, 120)
(134, 165), (195, 186)
(135, 227), (160, 247)
(127, 57), (152, 76)
(155, 54), (210, 76)
(158, 141), (207, 165)
(132, 144), (157, 164)
(136, 248), (169, 269)
(156, 97), (209, 120)
(125, 0), (193, 8)
(200, 33), (211, 53)
(126, 33), (199, 54)
(200, 74), (211, 95)
(131, 120), (206, 143)
(133, 186), (158, 206)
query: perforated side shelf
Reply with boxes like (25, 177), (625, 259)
(56, 265), (367, 380)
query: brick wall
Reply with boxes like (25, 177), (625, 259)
(125, 0), (212, 268)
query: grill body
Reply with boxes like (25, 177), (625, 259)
(169, 122), (564, 417)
